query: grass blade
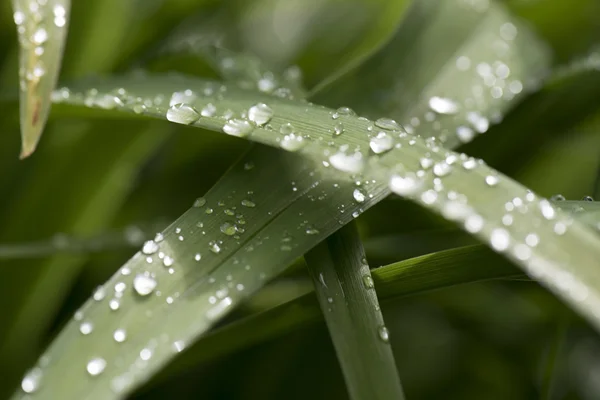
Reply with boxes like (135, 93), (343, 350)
(305, 222), (404, 400)
(11, 0), (70, 158)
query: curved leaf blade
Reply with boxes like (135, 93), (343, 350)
(12, 0), (70, 158)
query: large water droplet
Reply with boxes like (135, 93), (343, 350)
(490, 228), (510, 251)
(193, 197), (206, 208)
(353, 189), (366, 203)
(142, 240), (158, 255)
(433, 162), (452, 177)
(329, 151), (364, 174)
(428, 96), (459, 114)
(223, 119), (253, 137)
(133, 274), (157, 296)
(220, 222), (236, 236)
(369, 132), (394, 154)
(248, 103), (273, 126)
(375, 118), (401, 131)
(389, 174), (421, 196)
(166, 104), (200, 125)
(80, 321), (94, 335)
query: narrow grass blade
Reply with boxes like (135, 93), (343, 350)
(305, 223), (404, 400)
(150, 244), (521, 384)
(312, 0), (550, 149)
(11, 0), (70, 158)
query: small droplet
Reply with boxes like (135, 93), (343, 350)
(201, 103), (216, 117)
(194, 253), (202, 261)
(209, 242), (221, 254)
(166, 104), (200, 125)
(223, 119), (253, 137)
(456, 126), (475, 143)
(583, 196), (594, 201)
(93, 286), (106, 301)
(378, 326), (390, 342)
(220, 222), (236, 236)
(79, 321), (94, 335)
(133, 274), (157, 296)
(163, 256), (174, 267)
(550, 194), (565, 201)
(32, 28), (48, 45)
(241, 199), (256, 208)
(21, 368), (42, 393)
(142, 240), (158, 255)
(113, 329), (127, 343)
(353, 189), (366, 203)
(140, 348), (153, 361)
(362, 275), (374, 289)
(369, 132), (394, 154)
(428, 96), (459, 114)
(485, 175), (499, 186)
(433, 162), (452, 177)
(305, 226), (320, 235)
(193, 197), (206, 208)
(87, 358), (107, 376)
(375, 118), (401, 131)
(248, 103), (273, 126)
(333, 122), (344, 136)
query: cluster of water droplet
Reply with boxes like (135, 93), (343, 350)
(13, 0), (68, 91)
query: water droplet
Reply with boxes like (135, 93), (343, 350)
(93, 286), (106, 301)
(220, 222), (236, 236)
(166, 104), (200, 125)
(87, 358), (107, 376)
(223, 119), (253, 137)
(140, 348), (153, 361)
(333, 122), (344, 136)
(209, 242), (221, 254)
(353, 189), (366, 203)
(420, 157), (434, 169)
(142, 240), (158, 255)
(32, 28), (48, 45)
(375, 118), (401, 131)
(465, 215), (484, 233)
(362, 275), (374, 289)
(21, 368), (42, 393)
(169, 90), (197, 107)
(428, 96), (459, 114)
(113, 329), (127, 343)
(369, 132), (394, 154)
(490, 229), (510, 251)
(280, 123), (294, 135)
(329, 151), (364, 174)
(193, 197), (206, 208)
(485, 175), (499, 187)
(466, 111), (489, 133)
(248, 103), (273, 126)
(163, 256), (174, 267)
(133, 274), (157, 296)
(539, 200), (556, 220)
(305, 226), (320, 235)
(583, 196), (594, 201)
(433, 162), (452, 177)
(378, 326), (390, 342)
(241, 199), (256, 208)
(80, 321), (93, 335)
(389, 174), (421, 196)
(456, 126), (475, 143)
(280, 134), (305, 152)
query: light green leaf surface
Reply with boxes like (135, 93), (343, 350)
(305, 223), (404, 400)
(11, 0), (70, 158)
(17, 68), (600, 398)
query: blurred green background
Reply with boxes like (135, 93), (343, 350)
(1, 0), (600, 398)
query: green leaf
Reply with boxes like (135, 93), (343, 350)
(312, 0), (550, 150)
(304, 223), (405, 400)
(11, 0), (70, 158)
(148, 244), (522, 385)
(22, 70), (600, 398)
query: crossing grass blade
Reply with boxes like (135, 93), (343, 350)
(11, 0), (70, 158)
(304, 223), (405, 400)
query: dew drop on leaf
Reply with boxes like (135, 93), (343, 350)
(369, 132), (393, 154)
(378, 326), (390, 342)
(86, 358), (107, 376)
(353, 189), (366, 203)
(166, 104), (200, 125)
(113, 329), (127, 343)
(389, 174), (422, 196)
(133, 274), (157, 296)
(374, 118), (401, 131)
(21, 368), (42, 393)
(428, 96), (459, 114)
(223, 119), (253, 137)
(248, 103), (273, 126)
